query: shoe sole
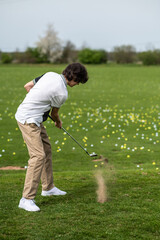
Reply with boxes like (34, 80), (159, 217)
(18, 204), (40, 212)
(41, 192), (67, 196)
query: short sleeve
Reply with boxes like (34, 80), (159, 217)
(34, 74), (44, 83)
(51, 95), (67, 108)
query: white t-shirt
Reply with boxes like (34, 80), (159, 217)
(15, 72), (68, 126)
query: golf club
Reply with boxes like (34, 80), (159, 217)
(49, 115), (97, 157)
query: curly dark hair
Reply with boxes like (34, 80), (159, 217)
(62, 63), (88, 84)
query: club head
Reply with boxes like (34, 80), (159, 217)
(89, 153), (98, 157)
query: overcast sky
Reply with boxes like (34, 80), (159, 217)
(1, 0), (160, 52)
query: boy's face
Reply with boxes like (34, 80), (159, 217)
(67, 80), (79, 87)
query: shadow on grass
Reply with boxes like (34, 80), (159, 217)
(39, 182), (96, 207)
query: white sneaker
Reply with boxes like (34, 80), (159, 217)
(41, 187), (67, 196)
(18, 198), (40, 212)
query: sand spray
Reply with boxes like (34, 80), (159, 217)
(95, 169), (107, 203)
(94, 156), (115, 203)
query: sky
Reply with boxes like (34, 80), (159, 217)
(0, 0), (160, 52)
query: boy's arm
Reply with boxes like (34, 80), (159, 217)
(51, 107), (62, 129)
(24, 74), (44, 92)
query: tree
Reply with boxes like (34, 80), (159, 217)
(61, 41), (78, 63)
(36, 24), (62, 63)
(113, 45), (136, 64)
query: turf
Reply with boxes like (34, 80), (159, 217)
(0, 64), (160, 239)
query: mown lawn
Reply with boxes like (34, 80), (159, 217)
(0, 64), (160, 239)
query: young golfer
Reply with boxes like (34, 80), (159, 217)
(15, 63), (88, 212)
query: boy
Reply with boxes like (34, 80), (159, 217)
(15, 63), (88, 212)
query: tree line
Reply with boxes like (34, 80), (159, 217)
(1, 25), (160, 66)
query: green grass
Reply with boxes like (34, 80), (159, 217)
(0, 64), (160, 239)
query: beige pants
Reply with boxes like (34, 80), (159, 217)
(17, 121), (54, 199)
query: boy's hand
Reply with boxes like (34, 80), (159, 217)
(24, 80), (34, 92)
(55, 120), (62, 129)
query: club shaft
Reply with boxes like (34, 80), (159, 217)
(48, 115), (90, 155)
(62, 127), (90, 155)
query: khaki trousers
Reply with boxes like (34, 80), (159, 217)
(17, 121), (54, 199)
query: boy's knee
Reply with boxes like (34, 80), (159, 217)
(30, 151), (46, 162)
(38, 152), (46, 161)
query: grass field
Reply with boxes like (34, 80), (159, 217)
(0, 64), (160, 239)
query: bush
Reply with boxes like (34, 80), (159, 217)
(25, 47), (48, 63)
(1, 53), (12, 64)
(78, 48), (107, 64)
(138, 50), (160, 65)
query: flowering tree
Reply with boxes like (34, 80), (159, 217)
(36, 24), (62, 63)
